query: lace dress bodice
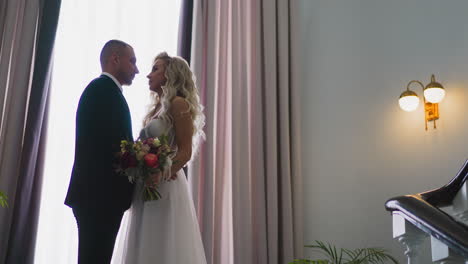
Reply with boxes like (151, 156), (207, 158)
(139, 119), (174, 143)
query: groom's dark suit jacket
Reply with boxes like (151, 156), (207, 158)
(65, 75), (134, 211)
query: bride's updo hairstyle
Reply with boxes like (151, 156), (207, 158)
(143, 52), (205, 154)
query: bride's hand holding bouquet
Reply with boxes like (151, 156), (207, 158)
(116, 136), (173, 201)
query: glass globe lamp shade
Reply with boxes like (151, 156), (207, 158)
(399, 90), (419, 112)
(424, 87), (445, 103)
(424, 74), (445, 103)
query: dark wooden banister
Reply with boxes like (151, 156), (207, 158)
(385, 159), (468, 258)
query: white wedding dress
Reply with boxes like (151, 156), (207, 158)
(112, 119), (207, 264)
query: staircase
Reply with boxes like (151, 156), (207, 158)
(385, 160), (468, 264)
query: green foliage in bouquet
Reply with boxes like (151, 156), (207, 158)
(0, 191), (8, 208)
(290, 241), (398, 264)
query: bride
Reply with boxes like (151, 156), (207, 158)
(112, 52), (207, 264)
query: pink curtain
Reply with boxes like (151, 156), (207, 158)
(188, 1), (303, 263)
(0, 0), (61, 263)
(0, 1), (41, 262)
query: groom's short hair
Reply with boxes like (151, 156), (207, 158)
(100, 39), (131, 67)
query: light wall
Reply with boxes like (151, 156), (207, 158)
(293, 0), (468, 262)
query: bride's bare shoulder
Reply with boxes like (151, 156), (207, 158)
(169, 96), (190, 114)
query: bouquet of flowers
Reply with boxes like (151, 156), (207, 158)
(116, 136), (173, 201)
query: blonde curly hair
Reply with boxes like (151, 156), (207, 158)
(143, 52), (205, 153)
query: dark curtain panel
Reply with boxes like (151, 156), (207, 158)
(177, 0), (194, 64)
(5, 0), (61, 263)
(0, 1), (7, 51)
(178, 0), (193, 177)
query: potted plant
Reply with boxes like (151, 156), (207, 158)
(0, 191), (8, 208)
(290, 240), (399, 264)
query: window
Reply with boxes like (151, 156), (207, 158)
(34, 1), (181, 262)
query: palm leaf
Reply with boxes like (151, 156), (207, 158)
(292, 241), (398, 264)
(342, 247), (398, 264)
(358, 248), (399, 264)
(0, 191), (8, 208)
(343, 248), (365, 263)
(306, 240), (343, 263)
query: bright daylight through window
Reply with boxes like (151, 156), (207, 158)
(34, 1), (181, 263)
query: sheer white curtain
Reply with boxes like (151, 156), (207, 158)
(34, 1), (181, 263)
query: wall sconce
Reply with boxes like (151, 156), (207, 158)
(398, 74), (446, 130)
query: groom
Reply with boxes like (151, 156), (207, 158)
(65, 40), (139, 263)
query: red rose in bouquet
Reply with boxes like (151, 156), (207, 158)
(144, 153), (159, 168)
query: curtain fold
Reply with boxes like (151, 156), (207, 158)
(177, 0), (194, 64)
(0, 0), (61, 263)
(178, 0), (193, 179)
(0, 1), (40, 261)
(189, 0), (303, 263)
